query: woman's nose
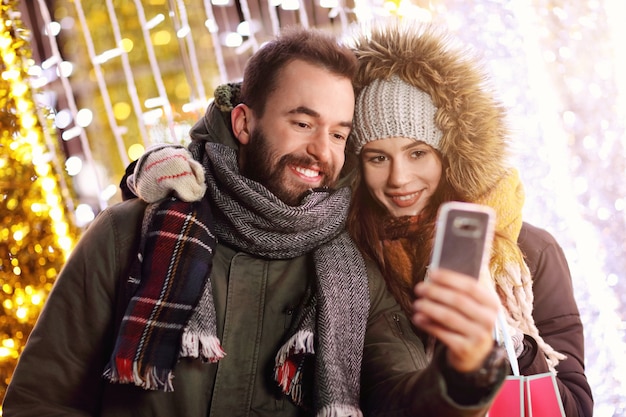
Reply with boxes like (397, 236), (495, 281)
(386, 160), (410, 187)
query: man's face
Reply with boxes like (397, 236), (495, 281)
(239, 59), (355, 206)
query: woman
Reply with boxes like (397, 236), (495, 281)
(346, 20), (593, 417)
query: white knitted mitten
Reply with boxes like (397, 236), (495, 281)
(509, 325), (525, 357)
(127, 144), (206, 203)
(495, 308), (526, 359)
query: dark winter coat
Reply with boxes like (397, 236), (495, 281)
(517, 222), (593, 416)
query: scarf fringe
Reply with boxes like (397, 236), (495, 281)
(103, 358), (175, 392)
(316, 404), (364, 417)
(274, 330), (314, 405)
(275, 329), (315, 365)
(180, 330), (226, 362)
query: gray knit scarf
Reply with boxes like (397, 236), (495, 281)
(184, 141), (369, 416)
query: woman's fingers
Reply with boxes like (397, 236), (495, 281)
(411, 268), (500, 371)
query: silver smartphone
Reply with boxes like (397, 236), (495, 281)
(430, 201), (496, 279)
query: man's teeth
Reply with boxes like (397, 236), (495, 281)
(295, 167), (319, 177)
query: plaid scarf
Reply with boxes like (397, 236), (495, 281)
(103, 197), (223, 390)
(105, 142), (369, 416)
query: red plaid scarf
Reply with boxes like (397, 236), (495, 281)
(103, 197), (220, 390)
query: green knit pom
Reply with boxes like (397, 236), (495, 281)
(214, 82), (242, 112)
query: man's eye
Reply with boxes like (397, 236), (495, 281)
(333, 133), (347, 141)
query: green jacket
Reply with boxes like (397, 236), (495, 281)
(3, 198), (502, 416)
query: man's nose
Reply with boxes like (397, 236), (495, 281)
(306, 133), (332, 163)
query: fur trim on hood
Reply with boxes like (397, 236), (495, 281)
(349, 20), (510, 202)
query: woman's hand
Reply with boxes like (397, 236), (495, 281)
(411, 268), (500, 372)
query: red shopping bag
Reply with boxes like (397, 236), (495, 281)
(526, 373), (566, 416)
(488, 376), (524, 416)
(488, 372), (565, 417)
(489, 312), (566, 417)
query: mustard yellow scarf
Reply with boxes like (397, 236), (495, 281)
(477, 168), (564, 370)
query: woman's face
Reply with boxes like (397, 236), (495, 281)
(361, 137), (443, 217)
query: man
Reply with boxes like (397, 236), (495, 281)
(3, 27), (506, 416)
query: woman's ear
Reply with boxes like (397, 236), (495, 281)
(231, 104), (252, 145)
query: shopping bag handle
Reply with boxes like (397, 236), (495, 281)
(495, 309), (520, 376)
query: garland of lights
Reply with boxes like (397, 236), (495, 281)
(0, 0), (78, 404)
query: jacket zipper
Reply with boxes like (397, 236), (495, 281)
(392, 313), (404, 336)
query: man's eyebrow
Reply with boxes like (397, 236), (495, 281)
(287, 106), (352, 129)
(288, 106), (320, 118)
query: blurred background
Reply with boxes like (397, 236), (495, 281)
(1, 0), (625, 415)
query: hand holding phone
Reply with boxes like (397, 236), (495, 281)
(416, 202), (499, 372)
(430, 201), (495, 279)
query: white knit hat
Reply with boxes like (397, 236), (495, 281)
(350, 75), (443, 154)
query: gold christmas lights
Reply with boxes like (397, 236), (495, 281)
(0, 0), (79, 407)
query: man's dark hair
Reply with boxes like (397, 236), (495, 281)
(239, 26), (358, 117)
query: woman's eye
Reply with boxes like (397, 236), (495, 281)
(411, 150), (426, 158)
(368, 155), (386, 163)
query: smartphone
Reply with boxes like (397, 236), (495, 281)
(430, 201), (495, 279)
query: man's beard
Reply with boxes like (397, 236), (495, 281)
(240, 127), (337, 206)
